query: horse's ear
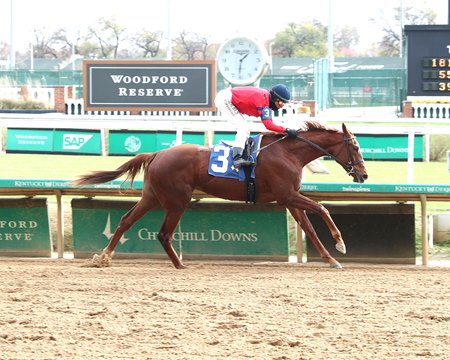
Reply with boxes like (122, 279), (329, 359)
(342, 123), (348, 133)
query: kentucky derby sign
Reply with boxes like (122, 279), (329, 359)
(83, 60), (216, 112)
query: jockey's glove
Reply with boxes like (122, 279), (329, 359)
(285, 128), (298, 138)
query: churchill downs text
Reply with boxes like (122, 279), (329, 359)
(138, 229), (258, 242)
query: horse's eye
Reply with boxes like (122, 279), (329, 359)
(353, 146), (359, 151)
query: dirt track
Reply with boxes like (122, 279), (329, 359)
(1, 259), (450, 360)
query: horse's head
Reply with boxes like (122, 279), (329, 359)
(336, 123), (368, 183)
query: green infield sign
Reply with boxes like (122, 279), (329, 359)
(6, 128), (54, 152)
(108, 130), (205, 155)
(357, 134), (424, 160)
(6, 128), (102, 155)
(72, 199), (289, 261)
(0, 198), (52, 257)
(53, 129), (102, 154)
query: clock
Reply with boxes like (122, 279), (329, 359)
(216, 37), (269, 86)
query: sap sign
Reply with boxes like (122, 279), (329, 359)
(54, 130), (101, 154)
(6, 129), (102, 155)
(63, 134), (94, 150)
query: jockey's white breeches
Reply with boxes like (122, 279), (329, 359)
(215, 88), (250, 149)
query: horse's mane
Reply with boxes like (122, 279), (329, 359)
(262, 119), (339, 138)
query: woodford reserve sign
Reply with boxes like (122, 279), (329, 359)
(83, 60), (216, 112)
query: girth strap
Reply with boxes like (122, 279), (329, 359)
(243, 165), (256, 203)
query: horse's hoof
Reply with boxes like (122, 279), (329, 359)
(336, 242), (346, 254)
(330, 262), (342, 269)
(92, 253), (112, 268)
(175, 263), (188, 270)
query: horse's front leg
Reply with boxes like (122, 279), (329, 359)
(287, 193), (346, 251)
(289, 207), (342, 269)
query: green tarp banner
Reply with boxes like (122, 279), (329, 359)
(72, 199), (289, 261)
(0, 198), (52, 257)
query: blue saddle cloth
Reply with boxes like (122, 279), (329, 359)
(208, 135), (261, 182)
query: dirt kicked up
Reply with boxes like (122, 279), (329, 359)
(1, 259), (449, 360)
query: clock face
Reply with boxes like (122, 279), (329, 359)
(217, 37), (268, 86)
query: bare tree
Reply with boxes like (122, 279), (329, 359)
(174, 31), (209, 60)
(133, 30), (163, 58)
(31, 27), (61, 58)
(87, 17), (127, 59)
(0, 41), (9, 61)
(371, 4), (437, 56)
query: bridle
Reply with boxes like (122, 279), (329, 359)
(330, 133), (365, 178)
(297, 133), (364, 177)
(260, 132), (365, 179)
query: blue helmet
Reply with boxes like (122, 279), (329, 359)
(270, 84), (291, 103)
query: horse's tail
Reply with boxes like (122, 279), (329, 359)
(72, 153), (157, 187)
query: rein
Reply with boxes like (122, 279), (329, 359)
(257, 135), (288, 153)
(258, 131), (363, 177)
(294, 133), (364, 176)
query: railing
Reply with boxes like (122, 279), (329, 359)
(64, 98), (314, 117)
(406, 97), (450, 119)
(1, 179), (448, 265)
(413, 102), (450, 119)
(2, 110), (450, 265)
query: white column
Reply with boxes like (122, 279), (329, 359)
(9, 0), (15, 69)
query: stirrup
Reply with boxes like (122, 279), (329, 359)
(233, 157), (255, 168)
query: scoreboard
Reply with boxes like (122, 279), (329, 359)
(405, 25), (450, 96)
(422, 58), (450, 91)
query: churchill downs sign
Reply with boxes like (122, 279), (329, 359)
(83, 60), (216, 112)
(72, 199), (289, 261)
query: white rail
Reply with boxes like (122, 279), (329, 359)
(2, 112), (450, 133)
(408, 96), (450, 119)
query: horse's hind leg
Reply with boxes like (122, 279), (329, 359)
(158, 209), (187, 269)
(92, 196), (156, 267)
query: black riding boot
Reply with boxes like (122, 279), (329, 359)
(232, 147), (254, 168)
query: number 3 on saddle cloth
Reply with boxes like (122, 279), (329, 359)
(208, 134), (262, 203)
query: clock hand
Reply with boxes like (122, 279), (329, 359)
(238, 53), (249, 76)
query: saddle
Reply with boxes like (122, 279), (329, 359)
(209, 135), (261, 203)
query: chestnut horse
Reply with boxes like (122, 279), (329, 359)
(73, 120), (368, 269)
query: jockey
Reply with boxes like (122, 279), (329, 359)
(214, 84), (298, 168)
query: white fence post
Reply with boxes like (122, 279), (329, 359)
(407, 130), (415, 183)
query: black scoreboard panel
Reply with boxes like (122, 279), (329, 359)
(405, 25), (450, 96)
